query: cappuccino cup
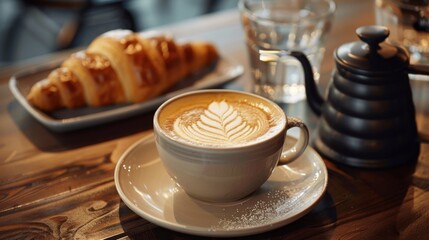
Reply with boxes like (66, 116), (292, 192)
(153, 89), (309, 202)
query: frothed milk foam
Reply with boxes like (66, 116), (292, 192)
(158, 92), (285, 147)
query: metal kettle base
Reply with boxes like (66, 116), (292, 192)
(314, 137), (420, 168)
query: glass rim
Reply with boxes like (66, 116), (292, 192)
(238, 0), (336, 23)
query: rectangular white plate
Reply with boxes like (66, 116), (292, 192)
(9, 56), (243, 132)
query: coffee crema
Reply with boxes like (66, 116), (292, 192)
(158, 92), (285, 147)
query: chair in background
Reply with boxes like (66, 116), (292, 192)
(1, 0), (136, 64)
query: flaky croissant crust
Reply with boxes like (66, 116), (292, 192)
(27, 29), (219, 112)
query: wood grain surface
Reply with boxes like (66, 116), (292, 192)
(1, 0), (428, 239)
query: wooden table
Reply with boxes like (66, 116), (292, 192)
(1, 0), (429, 239)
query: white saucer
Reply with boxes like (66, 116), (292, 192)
(114, 133), (328, 238)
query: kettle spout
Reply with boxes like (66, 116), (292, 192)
(259, 50), (324, 115)
(290, 51), (324, 115)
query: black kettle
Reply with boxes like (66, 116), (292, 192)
(303, 25), (429, 168)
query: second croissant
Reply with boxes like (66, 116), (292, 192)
(27, 29), (219, 112)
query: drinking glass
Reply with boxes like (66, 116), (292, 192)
(239, 0), (336, 103)
(375, 0), (429, 64)
(375, 0), (429, 80)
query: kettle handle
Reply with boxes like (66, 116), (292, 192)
(259, 50), (324, 115)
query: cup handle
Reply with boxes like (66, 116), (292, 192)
(278, 117), (310, 165)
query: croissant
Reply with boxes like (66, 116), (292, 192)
(27, 29), (219, 112)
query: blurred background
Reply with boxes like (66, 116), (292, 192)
(0, 0), (239, 68)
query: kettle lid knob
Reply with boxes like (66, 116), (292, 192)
(356, 25), (389, 50)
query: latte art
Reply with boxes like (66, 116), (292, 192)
(173, 101), (269, 145)
(157, 91), (285, 148)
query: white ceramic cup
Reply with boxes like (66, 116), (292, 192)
(153, 89), (309, 202)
